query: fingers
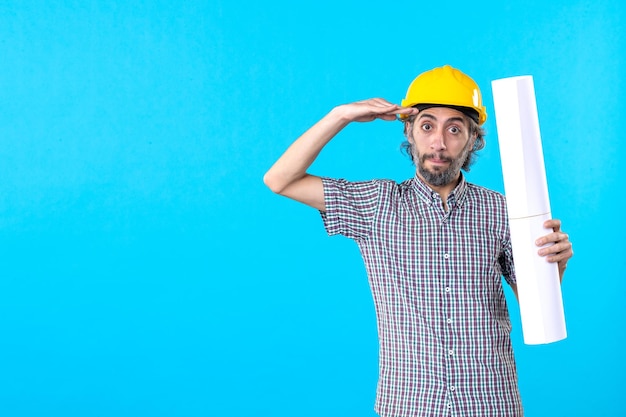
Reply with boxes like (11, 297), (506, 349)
(396, 106), (419, 117)
(542, 218), (562, 233)
(351, 98), (418, 122)
(535, 219), (574, 265)
(355, 98), (398, 113)
(535, 231), (568, 249)
(535, 218), (563, 247)
(538, 239), (573, 262)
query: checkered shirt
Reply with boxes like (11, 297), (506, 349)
(321, 174), (523, 417)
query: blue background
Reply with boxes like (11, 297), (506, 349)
(1, 1), (624, 416)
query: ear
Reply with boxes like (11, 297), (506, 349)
(469, 131), (477, 148)
(403, 121), (413, 141)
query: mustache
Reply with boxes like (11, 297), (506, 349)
(421, 153), (453, 163)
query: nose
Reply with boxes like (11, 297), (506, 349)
(431, 130), (446, 151)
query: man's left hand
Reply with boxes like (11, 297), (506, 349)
(535, 219), (574, 281)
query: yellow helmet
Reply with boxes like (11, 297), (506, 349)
(400, 65), (487, 124)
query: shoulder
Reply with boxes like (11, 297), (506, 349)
(323, 177), (400, 190)
(463, 182), (510, 237)
(322, 177), (408, 204)
(465, 182), (507, 209)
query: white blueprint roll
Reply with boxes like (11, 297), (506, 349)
(492, 75), (567, 345)
(509, 215), (566, 344)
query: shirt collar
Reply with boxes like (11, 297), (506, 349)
(411, 172), (468, 209)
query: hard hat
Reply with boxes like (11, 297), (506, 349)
(400, 65), (487, 124)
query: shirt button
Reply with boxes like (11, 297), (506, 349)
(450, 386), (456, 392)
(443, 253), (450, 259)
(447, 318), (452, 324)
(445, 287), (451, 293)
(448, 349), (454, 356)
(447, 403), (452, 409)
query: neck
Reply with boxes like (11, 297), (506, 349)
(417, 171), (462, 207)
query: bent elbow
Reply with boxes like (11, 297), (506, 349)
(263, 171), (286, 195)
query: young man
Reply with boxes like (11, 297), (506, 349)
(264, 65), (573, 416)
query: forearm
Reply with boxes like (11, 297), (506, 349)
(263, 106), (350, 194)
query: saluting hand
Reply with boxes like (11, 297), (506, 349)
(335, 98), (418, 123)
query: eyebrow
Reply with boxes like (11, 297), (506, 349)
(417, 113), (466, 125)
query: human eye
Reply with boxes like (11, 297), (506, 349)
(421, 123), (432, 131)
(448, 125), (462, 134)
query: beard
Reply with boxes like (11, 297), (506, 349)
(416, 144), (471, 187)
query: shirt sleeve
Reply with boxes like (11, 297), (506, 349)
(500, 226), (517, 287)
(320, 177), (380, 241)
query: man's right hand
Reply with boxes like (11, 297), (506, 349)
(334, 98), (418, 123)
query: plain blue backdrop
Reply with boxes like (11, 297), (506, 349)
(0, 1), (624, 416)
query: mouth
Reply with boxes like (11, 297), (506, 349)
(426, 154), (452, 166)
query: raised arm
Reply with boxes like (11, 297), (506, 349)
(263, 99), (417, 211)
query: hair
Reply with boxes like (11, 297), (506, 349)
(400, 111), (486, 172)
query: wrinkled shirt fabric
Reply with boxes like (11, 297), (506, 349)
(320, 174), (523, 417)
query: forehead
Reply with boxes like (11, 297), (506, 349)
(417, 106), (468, 122)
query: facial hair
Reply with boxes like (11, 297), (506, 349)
(416, 142), (472, 187)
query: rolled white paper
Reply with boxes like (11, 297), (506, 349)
(491, 75), (567, 345)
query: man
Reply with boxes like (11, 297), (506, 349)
(263, 65), (573, 416)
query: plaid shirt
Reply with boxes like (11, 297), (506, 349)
(321, 174), (523, 417)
